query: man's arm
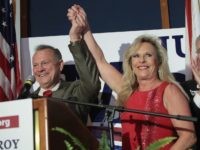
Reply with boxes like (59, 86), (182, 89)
(67, 5), (100, 104)
(68, 40), (101, 103)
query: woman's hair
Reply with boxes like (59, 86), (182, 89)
(117, 34), (178, 106)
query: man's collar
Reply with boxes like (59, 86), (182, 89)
(38, 81), (61, 96)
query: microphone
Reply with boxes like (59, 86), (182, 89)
(18, 75), (35, 99)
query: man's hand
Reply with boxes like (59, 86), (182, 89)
(67, 4), (91, 41)
(191, 55), (200, 85)
(67, 4), (83, 42)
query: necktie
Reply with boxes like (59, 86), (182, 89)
(43, 90), (52, 97)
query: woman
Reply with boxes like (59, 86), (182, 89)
(67, 4), (196, 149)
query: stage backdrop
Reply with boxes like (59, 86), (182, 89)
(21, 27), (187, 85)
(21, 27), (187, 148)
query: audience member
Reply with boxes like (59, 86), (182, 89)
(181, 35), (200, 149)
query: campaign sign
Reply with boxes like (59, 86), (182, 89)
(0, 99), (33, 150)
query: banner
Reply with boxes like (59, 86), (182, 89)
(0, 99), (34, 150)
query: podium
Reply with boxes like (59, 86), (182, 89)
(33, 98), (99, 150)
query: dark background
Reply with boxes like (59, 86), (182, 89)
(28, 0), (185, 37)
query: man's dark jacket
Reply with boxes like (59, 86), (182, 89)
(181, 80), (200, 149)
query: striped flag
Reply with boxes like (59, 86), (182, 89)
(0, 0), (22, 101)
(185, 0), (200, 80)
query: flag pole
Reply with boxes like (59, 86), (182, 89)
(160, 0), (170, 28)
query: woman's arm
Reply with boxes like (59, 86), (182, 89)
(164, 83), (197, 149)
(83, 30), (123, 94)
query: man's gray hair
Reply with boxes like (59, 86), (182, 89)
(35, 44), (62, 60)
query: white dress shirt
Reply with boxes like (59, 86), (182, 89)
(193, 92), (200, 108)
(38, 81), (61, 96)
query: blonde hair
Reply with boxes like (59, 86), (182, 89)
(117, 34), (177, 106)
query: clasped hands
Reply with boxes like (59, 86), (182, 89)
(67, 4), (89, 41)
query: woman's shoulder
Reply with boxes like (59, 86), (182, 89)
(164, 81), (188, 101)
(164, 82), (181, 92)
(163, 82), (189, 109)
(157, 81), (171, 90)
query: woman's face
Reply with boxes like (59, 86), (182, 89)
(130, 42), (159, 81)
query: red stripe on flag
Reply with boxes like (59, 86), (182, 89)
(0, 48), (11, 81)
(13, 45), (23, 96)
(185, 0), (192, 56)
(0, 87), (8, 100)
(113, 126), (122, 141)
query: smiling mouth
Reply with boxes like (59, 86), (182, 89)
(38, 75), (45, 78)
(138, 66), (148, 70)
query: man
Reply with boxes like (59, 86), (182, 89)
(28, 23), (101, 124)
(181, 35), (200, 149)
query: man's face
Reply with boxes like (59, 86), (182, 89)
(32, 49), (63, 89)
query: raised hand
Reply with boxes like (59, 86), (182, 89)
(74, 5), (90, 34)
(191, 55), (200, 85)
(67, 4), (84, 41)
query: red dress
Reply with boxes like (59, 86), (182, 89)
(120, 82), (177, 150)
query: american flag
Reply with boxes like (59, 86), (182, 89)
(185, 0), (200, 80)
(0, 0), (22, 101)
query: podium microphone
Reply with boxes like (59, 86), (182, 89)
(18, 75), (35, 99)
